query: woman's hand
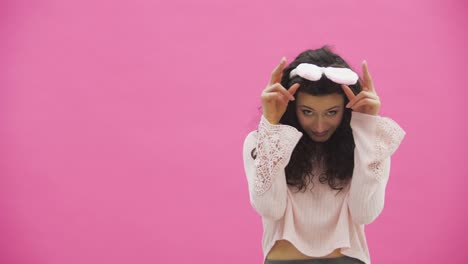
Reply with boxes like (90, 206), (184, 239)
(261, 57), (301, 124)
(341, 60), (381, 116)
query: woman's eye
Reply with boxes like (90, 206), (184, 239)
(327, 111), (337, 116)
(302, 110), (313, 116)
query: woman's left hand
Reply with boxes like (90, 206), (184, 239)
(341, 60), (381, 116)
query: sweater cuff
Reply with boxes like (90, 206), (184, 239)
(350, 111), (406, 160)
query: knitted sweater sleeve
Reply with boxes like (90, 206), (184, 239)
(347, 111), (406, 225)
(242, 115), (303, 220)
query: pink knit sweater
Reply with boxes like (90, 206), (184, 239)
(242, 111), (406, 264)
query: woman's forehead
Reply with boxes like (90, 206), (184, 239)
(296, 92), (344, 110)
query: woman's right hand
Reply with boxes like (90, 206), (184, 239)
(261, 57), (301, 125)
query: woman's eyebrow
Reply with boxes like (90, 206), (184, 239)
(300, 105), (341, 111)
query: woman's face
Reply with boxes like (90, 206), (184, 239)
(295, 92), (345, 142)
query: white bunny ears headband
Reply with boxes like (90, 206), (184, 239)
(289, 63), (359, 85)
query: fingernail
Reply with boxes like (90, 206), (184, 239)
(346, 103), (350, 108)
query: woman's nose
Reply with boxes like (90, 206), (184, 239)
(313, 117), (326, 132)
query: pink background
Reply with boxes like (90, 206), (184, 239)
(1, 0), (467, 263)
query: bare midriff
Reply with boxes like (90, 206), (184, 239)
(266, 240), (344, 260)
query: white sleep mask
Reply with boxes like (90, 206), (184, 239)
(289, 63), (359, 85)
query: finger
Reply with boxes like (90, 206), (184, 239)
(358, 78), (369, 92)
(359, 77), (378, 96)
(264, 83), (295, 101)
(362, 60), (375, 92)
(280, 93), (290, 104)
(341, 84), (356, 101)
(262, 92), (276, 103)
(263, 92), (281, 102)
(350, 98), (379, 111)
(269, 57), (287, 86)
(346, 91), (379, 108)
(264, 92), (290, 105)
(347, 97), (378, 111)
(288, 83), (301, 99)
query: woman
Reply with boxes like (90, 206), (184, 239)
(242, 46), (406, 264)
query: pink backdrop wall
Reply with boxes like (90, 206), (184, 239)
(1, 0), (467, 263)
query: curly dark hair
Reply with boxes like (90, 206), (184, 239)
(279, 45), (363, 194)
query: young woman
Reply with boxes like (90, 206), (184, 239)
(242, 46), (406, 264)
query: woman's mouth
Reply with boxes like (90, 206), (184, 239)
(312, 131), (329, 137)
